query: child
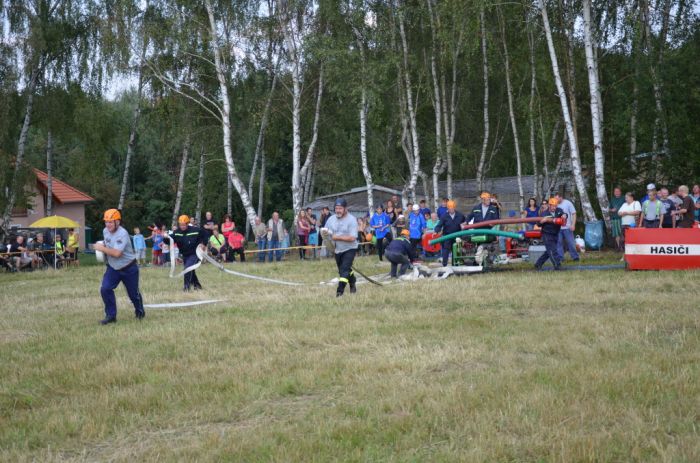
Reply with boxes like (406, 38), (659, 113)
(146, 225), (163, 266)
(133, 227), (147, 266)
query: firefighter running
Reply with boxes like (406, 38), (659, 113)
(321, 198), (359, 297)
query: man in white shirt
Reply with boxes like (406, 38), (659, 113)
(554, 192), (579, 262)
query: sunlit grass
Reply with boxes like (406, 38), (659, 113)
(1, 253), (698, 461)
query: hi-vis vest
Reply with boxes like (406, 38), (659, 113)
(643, 200), (662, 217)
(55, 241), (64, 254)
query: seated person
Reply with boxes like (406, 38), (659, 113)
(54, 234), (67, 267)
(226, 228), (246, 262)
(9, 235), (32, 271)
(208, 228), (227, 261)
(30, 232), (53, 268)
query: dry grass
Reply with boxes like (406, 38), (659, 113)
(1, 254), (699, 462)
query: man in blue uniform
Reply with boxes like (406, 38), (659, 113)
(369, 204), (391, 261)
(322, 198), (359, 297)
(385, 229), (418, 278)
(535, 198), (568, 270)
(94, 209), (145, 325)
(408, 204), (426, 249)
(434, 200), (466, 266)
(171, 214), (208, 291)
(465, 191), (500, 228)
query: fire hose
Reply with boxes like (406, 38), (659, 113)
(428, 229), (523, 246)
(459, 217), (565, 231)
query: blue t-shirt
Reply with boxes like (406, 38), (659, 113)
(523, 207), (539, 219)
(153, 233), (163, 250)
(408, 212), (426, 239)
(370, 212), (391, 239)
(419, 207), (431, 217)
(437, 206), (448, 219)
(132, 233), (146, 251)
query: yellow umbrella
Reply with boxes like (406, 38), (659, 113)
(29, 215), (80, 269)
(29, 215), (79, 229)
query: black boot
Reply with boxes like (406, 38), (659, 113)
(336, 281), (347, 297)
(100, 317), (116, 325)
(349, 274), (357, 294)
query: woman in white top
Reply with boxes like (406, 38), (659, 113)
(617, 192), (642, 252)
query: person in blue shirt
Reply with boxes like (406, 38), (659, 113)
(522, 197), (540, 230)
(434, 200), (466, 266)
(466, 191), (500, 228)
(385, 229), (418, 278)
(535, 198), (568, 271)
(437, 197), (449, 219)
(408, 204), (426, 249)
(418, 199), (431, 217)
(132, 227), (147, 266)
(369, 204), (391, 261)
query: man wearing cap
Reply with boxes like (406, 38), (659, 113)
(535, 199), (568, 270)
(639, 184), (664, 228)
(408, 204), (427, 249)
(465, 192), (500, 228)
(94, 209), (145, 325)
(385, 229), (418, 278)
(322, 198), (359, 297)
(434, 200), (466, 266)
(171, 214), (208, 291)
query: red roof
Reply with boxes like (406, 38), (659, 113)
(33, 168), (94, 204)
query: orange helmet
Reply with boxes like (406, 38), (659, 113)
(447, 200), (456, 209)
(400, 229), (410, 237)
(103, 209), (121, 221)
(365, 233), (373, 242)
(480, 191), (491, 199)
(548, 198), (559, 206)
(178, 215), (190, 224)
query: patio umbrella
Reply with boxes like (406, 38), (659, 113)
(29, 215), (80, 269)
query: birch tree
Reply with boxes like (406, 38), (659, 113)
(171, 136), (190, 228)
(475, 8), (490, 193)
(538, 0), (596, 221)
(582, 0), (610, 226)
(45, 131), (53, 217)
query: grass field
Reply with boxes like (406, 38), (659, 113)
(1, 253), (699, 461)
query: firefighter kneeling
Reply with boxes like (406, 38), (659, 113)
(385, 229), (418, 278)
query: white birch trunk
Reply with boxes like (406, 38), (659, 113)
(2, 69), (39, 233)
(227, 176), (232, 216)
(476, 8), (490, 194)
(499, 10), (524, 211)
(527, 27), (539, 200)
(257, 151), (266, 218)
(426, 0), (443, 209)
(205, 0), (257, 226)
(171, 137), (190, 228)
(195, 147), (205, 225)
(583, 0), (610, 227)
(299, 66), (324, 208)
(539, 0), (596, 221)
(360, 87), (374, 213)
(398, 10), (420, 203)
(46, 131), (53, 217)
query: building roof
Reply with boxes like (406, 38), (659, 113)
(33, 168), (94, 204)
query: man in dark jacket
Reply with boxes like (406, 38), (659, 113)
(171, 214), (208, 291)
(434, 200), (466, 266)
(535, 198), (568, 270)
(385, 229), (418, 278)
(465, 191), (500, 228)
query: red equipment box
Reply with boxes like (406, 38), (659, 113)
(625, 228), (700, 270)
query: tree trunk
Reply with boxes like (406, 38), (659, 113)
(246, 70), (278, 238)
(583, 0), (610, 227)
(299, 66), (324, 210)
(499, 8), (524, 212)
(527, 26), (539, 200)
(227, 176), (232, 216)
(257, 151), (265, 218)
(426, 0), (443, 209)
(1, 68), (39, 234)
(46, 131), (53, 217)
(562, 0), (579, 146)
(398, 9), (420, 203)
(539, 0), (596, 221)
(195, 147), (205, 225)
(171, 136), (190, 228)
(476, 8), (490, 194)
(359, 87), (374, 213)
(117, 61), (144, 211)
(205, 0), (257, 226)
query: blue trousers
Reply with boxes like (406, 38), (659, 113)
(101, 262), (144, 319)
(535, 233), (561, 268)
(441, 239), (454, 266)
(183, 254), (201, 289)
(557, 228), (580, 261)
(267, 240), (283, 262)
(256, 238), (267, 262)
